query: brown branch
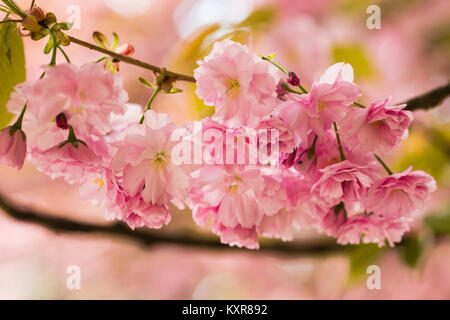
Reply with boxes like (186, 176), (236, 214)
(68, 36), (196, 83)
(402, 81), (450, 111)
(0, 194), (342, 256)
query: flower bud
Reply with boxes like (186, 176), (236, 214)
(276, 81), (288, 97)
(27, 6), (46, 22)
(56, 113), (69, 130)
(115, 44), (135, 57)
(0, 126), (27, 169)
(288, 72), (300, 86)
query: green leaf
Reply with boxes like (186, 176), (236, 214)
(44, 35), (54, 54)
(167, 87), (183, 94)
(0, 23), (26, 129)
(112, 32), (119, 50)
(139, 77), (154, 89)
(93, 31), (109, 49)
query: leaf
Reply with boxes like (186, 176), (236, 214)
(112, 32), (119, 50)
(44, 35), (54, 54)
(0, 23), (26, 129)
(139, 77), (154, 89)
(93, 31), (109, 49)
(167, 87), (183, 94)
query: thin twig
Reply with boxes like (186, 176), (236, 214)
(68, 36), (196, 83)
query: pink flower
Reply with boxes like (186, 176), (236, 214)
(112, 110), (192, 207)
(213, 224), (259, 250)
(194, 40), (281, 127)
(312, 160), (380, 205)
(121, 197), (171, 230)
(276, 62), (361, 141)
(0, 126), (27, 169)
(31, 140), (100, 184)
(336, 215), (411, 247)
(341, 98), (413, 154)
(282, 131), (341, 179)
(79, 167), (171, 230)
(364, 168), (437, 218)
(7, 63), (128, 143)
(257, 116), (296, 154)
(190, 166), (265, 249)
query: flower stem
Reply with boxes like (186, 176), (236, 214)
(333, 122), (346, 161)
(263, 56), (308, 94)
(57, 45), (71, 63)
(1, 0), (26, 18)
(297, 84), (308, 94)
(0, 19), (21, 24)
(307, 135), (318, 160)
(12, 103), (26, 130)
(374, 154), (393, 175)
(49, 32), (58, 66)
(139, 86), (162, 124)
(68, 36), (196, 83)
(281, 83), (304, 95)
(353, 102), (366, 108)
(262, 56), (289, 75)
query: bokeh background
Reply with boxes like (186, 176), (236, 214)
(0, 0), (449, 299)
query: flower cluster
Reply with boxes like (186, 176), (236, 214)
(1, 40), (436, 249)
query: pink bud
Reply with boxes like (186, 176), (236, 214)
(115, 44), (135, 57)
(288, 72), (300, 86)
(276, 81), (288, 97)
(26, 6), (46, 22)
(0, 127), (27, 169)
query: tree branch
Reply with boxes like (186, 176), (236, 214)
(0, 194), (342, 256)
(68, 36), (196, 83)
(402, 81), (450, 111)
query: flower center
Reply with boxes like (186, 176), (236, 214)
(150, 151), (168, 171)
(227, 183), (239, 193)
(318, 102), (327, 113)
(226, 177), (241, 193)
(93, 178), (105, 191)
(371, 120), (383, 129)
(69, 105), (85, 115)
(225, 79), (240, 99)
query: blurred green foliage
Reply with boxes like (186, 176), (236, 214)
(394, 126), (450, 183)
(425, 206), (450, 235)
(332, 44), (375, 80)
(347, 243), (384, 281)
(0, 22), (26, 129)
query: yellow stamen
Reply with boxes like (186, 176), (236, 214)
(225, 79), (240, 99)
(318, 102), (327, 113)
(93, 178), (105, 192)
(150, 151), (168, 171)
(371, 120), (383, 128)
(69, 106), (84, 115)
(226, 177), (241, 193)
(227, 183), (239, 193)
